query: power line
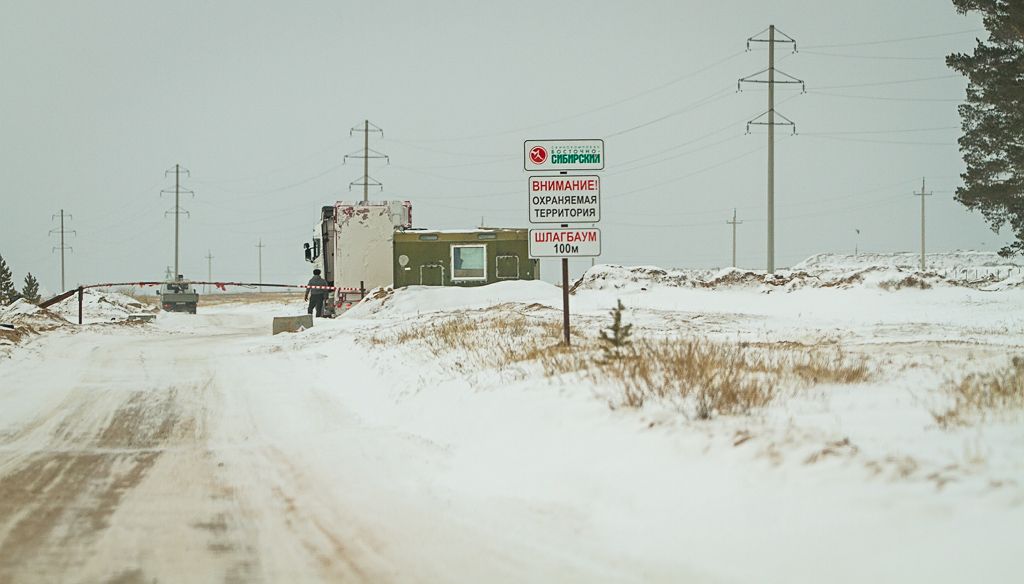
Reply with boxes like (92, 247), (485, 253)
(603, 85), (735, 138)
(606, 138), (780, 200)
(805, 91), (963, 102)
(803, 126), (959, 135)
(800, 135), (957, 146)
(397, 51), (748, 144)
(800, 50), (944, 61)
(815, 74), (961, 90)
(803, 28), (984, 49)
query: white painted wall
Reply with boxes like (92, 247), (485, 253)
(332, 201), (411, 297)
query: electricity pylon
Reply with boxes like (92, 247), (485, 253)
(739, 25), (804, 274)
(344, 120), (388, 203)
(49, 210), (75, 291)
(915, 178), (932, 271)
(161, 165), (194, 278)
(726, 208), (742, 267)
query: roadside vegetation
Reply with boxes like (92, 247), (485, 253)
(368, 303), (871, 419)
(932, 356), (1024, 428)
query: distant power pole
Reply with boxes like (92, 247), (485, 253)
(49, 210), (75, 291)
(205, 250), (214, 293)
(739, 25), (804, 274)
(726, 208), (743, 267)
(345, 120), (388, 203)
(915, 178), (932, 271)
(161, 165), (194, 277)
(256, 239), (265, 292)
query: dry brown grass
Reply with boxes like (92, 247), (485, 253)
(932, 356), (1024, 428)
(371, 309), (872, 419)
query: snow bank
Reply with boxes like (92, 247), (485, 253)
(346, 280), (562, 318)
(795, 250), (1024, 272)
(49, 289), (158, 322)
(0, 300), (69, 350)
(573, 262), (999, 294)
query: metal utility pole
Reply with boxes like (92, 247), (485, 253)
(726, 209), (742, 267)
(161, 165), (193, 277)
(205, 250), (214, 293)
(345, 120), (388, 203)
(739, 25), (803, 274)
(256, 239), (265, 292)
(49, 210), (75, 291)
(915, 178), (932, 271)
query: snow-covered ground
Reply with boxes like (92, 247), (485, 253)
(0, 255), (1022, 583)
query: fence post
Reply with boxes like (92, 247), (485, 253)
(77, 287), (84, 325)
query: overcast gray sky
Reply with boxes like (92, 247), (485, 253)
(0, 0), (1002, 293)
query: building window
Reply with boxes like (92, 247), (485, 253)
(452, 245), (486, 280)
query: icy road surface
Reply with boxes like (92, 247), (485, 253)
(1, 281), (1023, 583)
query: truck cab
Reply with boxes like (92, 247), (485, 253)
(158, 275), (199, 313)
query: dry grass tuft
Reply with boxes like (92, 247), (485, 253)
(789, 347), (871, 385)
(932, 356), (1024, 428)
(371, 309), (873, 420)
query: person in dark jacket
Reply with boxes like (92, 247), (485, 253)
(305, 269), (329, 316)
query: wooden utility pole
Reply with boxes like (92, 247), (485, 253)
(739, 26), (803, 274)
(915, 178), (932, 271)
(726, 208), (742, 267)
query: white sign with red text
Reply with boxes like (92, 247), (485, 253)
(529, 228), (601, 258)
(528, 175), (600, 224)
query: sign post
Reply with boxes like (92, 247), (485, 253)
(525, 139), (604, 347)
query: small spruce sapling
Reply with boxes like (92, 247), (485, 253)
(22, 273), (41, 304)
(599, 299), (633, 359)
(0, 253), (16, 305)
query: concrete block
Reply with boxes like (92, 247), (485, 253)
(273, 314), (313, 335)
(127, 314), (156, 322)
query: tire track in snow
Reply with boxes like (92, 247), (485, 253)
(0, 389), (182, 582)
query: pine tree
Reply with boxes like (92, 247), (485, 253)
(22, 273), (41, 304)
(947, 0), (1024, 256)
(0, 253), (16, 305)
(599, 299), (633, 359)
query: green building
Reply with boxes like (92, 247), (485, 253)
(392, 228), (539, 287)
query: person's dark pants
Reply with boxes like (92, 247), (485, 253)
(307, 294), (325, 317)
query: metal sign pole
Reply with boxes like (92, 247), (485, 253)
(562, 257), (570, 346)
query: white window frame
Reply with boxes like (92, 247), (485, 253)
(451, 244), (487, 281)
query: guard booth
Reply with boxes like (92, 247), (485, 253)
(392, 228), (539, 288)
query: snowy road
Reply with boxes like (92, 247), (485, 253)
(0, 311), (672, 583)
(1, 286), (1023, 583)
